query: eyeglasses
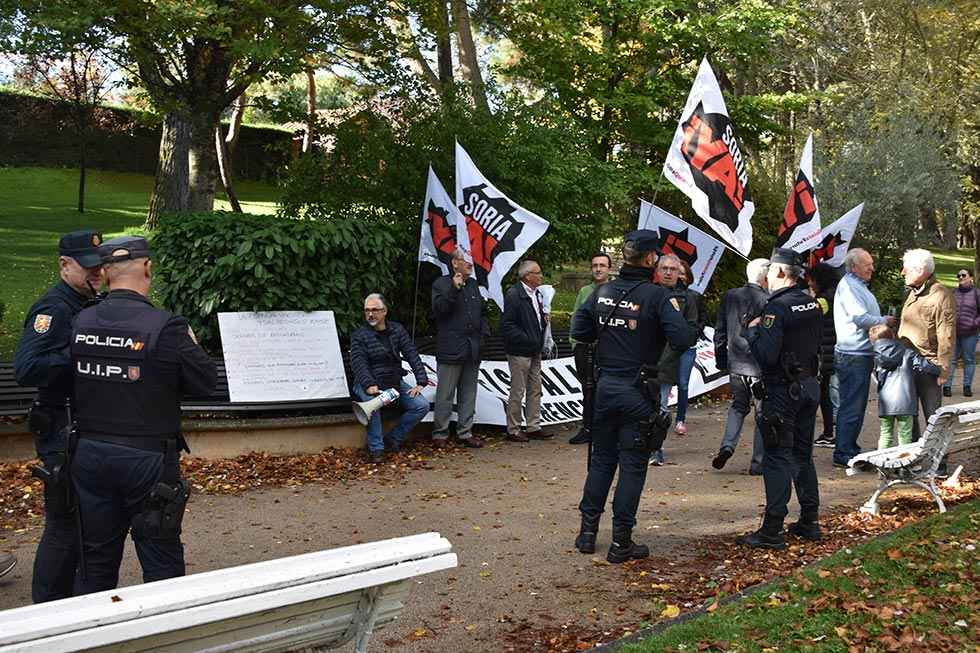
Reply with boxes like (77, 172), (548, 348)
(364, 307), (386, 313)
(958, 273), (970, 278)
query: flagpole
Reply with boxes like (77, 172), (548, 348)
(650, 168), (666, 207)
(642, 190), (752, 262)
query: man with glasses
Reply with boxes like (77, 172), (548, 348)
(501, 260), (549, 442)
(944, 269), (980, 398)
(350, 294), (429, 463)
(14, 230), (103, 602)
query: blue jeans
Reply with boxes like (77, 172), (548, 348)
(354, 380), (430, 453)
(833, 352), (874, 464)
(944, 334), (978, 390)
(675, 347), (697, 422)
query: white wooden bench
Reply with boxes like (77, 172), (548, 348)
(847, 400), (980, 515)
(0, 532), (456, 653)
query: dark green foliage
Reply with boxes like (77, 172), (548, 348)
(152, 211), (397, 353)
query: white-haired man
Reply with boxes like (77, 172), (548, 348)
(501, 259), (548, 441)
(898, 249), (955, 440)
(712, 258), (770, 474)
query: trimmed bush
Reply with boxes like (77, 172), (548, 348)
(152, 211), (398, 353)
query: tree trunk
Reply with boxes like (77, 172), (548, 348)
(451, 0), (489, 113)
(435, 0), (453, 86)
(188, 113), (220, 212)
(77, 128), (87, 213)
(215, 125), (243, 212)
(146, 111), (191, 229)
(303, 69), (316, 154)
(227, 91), (246, 155)
(942, 208), (957, 249)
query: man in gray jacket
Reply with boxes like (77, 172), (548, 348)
(711, 258), (769, 474)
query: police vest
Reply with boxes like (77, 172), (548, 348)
(71, 300), (179, 438)
(593, 278), (667, 375)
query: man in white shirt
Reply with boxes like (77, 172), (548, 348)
(501, 260), (548, 442)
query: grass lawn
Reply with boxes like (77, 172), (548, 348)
(0, 166), (278, 357)
(623, 497), (979, 652)
(932, 248), (976, 288)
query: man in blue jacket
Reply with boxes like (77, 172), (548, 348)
(350, 294), (429, 463)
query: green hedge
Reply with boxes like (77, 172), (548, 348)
(152, 212), (398, 353)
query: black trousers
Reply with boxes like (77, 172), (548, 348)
(761, 377), (820, 524)
(818, 371), (835, 438)
(573, 344), (595, 432)
(72, 439), (185, 595)
(578, 375), (652, 531)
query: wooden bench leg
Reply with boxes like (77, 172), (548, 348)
(354, 586), (383, 653)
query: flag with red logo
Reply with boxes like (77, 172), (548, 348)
(777, 133), (822, 252)
(637, 200), (724, 293)
(455, 141), (550, 309)
(809, 203), (863, 268)
(663, 57), (754, 256)
(418, 165), (470, 274)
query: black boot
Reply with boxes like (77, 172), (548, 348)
(574, 515), (599, 554)
(569, 428), (592, 445)
(712, 446), (733, 470)
(607, 528), (649, 563)
(736, 515), (786, 549)
(787, 514), (822, 541)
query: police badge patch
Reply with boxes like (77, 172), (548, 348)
(33, 314), (52, 334)
(127, 366), (141, 381)
(762, 314), (775, 328)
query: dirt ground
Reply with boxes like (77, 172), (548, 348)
(0, 390), (974, 651)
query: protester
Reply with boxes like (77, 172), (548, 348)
(13, 229), (103, 603)
(571, 230), (696, 563)
(832, 248), (896, 468)
(870, 324), (942, 449)
(650, 253), (687, 465)
(809, 263), (841, 448)
(944, 268), (980, 398)
(350, 293), (430, 463)
(673, 261), (707, 434)
(70, 236), (216, 595)
(712, 258), (769, 474)
(740, 248), (823, 548)
(431, 248), (489, 449)
(898, 249), (955, 439)
(569, 252), (612, 445)
(501, 260), (549, 442)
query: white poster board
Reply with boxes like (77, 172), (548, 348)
(218, 311), (349, 403)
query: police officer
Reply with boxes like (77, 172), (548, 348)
(70, 236), (217, 594)
(571, 230), (696, 563)
(740, 247), (823, 549)
(14, 229), (104, 602)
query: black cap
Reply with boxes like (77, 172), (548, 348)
(770, 247), (805, 268)
(99, 236), (152, 264)
(58, 230), (104, 268)
(624, 229), (661, 254)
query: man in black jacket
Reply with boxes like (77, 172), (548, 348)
(711, 258), (770, 475)
(350, 294), (430, 462)
(501, 260), (548, 442)
(431, 249), (489, 448)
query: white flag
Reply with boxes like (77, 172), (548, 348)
(809, 203), (863, 268)
(455, 141), (550, 309)
(418, 166), (470, 274)
(663, 57), (754, 256)
(638, 200), (724, 293)
(777, 133), (822, 252)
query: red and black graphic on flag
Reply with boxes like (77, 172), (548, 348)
(425, 199), (458, 269)
(777, 171), (817, 246)
(809, 231), (846, 267)
(460, 184), (524, 287)
(680, 102), (751, 232)
(658, 226), (699, 268)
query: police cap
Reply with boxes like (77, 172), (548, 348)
(58, 230), (104, 268)
(623, 229), (661, 255)
(99, 236), (153, 264)
(770, 247), (805, 268)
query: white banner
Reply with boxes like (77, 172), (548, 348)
(663, 57), (755, 256)
(418, 166), (469, 273)
(455, 141), (550, 309)
(809, 203), (864, 267)
(637, 200), (724, 293)
(777, 133), (822, 252)
(218, 311), (349, 403)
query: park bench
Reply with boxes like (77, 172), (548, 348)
(0, 532), (456, 653)
(847, 399), (980, 515)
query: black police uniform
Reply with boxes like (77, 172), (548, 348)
(570, 231), (696, 563)
(743, 251), (823, 547)
(70, 237), (216, 594)
(13, 229), (102, 603)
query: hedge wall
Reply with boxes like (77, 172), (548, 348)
(0, 90), (292, 181)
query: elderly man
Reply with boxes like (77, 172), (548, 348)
(944, 268), (980, 398)
(898, 249), (955, 439)
(431, 249), (489, 448)
(712, 258), (770, 475)
(350, 294), (429, 463)
(833, 249), (897, 468)
(501, 260), (548, 442)
(569, 252), (613, 445)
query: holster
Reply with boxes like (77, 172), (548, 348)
(132, 439), (190, 539)
(757, 412), (785, 449)
(27, 403), (52, 438)
(635, 364), (660, 406)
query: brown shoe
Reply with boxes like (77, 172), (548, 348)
(459, 436), (484, 448)
(527, 430), (554, 440)
(506, 432), (529, 443)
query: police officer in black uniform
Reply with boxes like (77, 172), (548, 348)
(14, 229), (104, 602)
(740, 247), (823, 549)
(70, 236), (217, 594)
(571, 230), (697, 563)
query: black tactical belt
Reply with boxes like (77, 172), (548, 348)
(78, 433), (178, 453)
